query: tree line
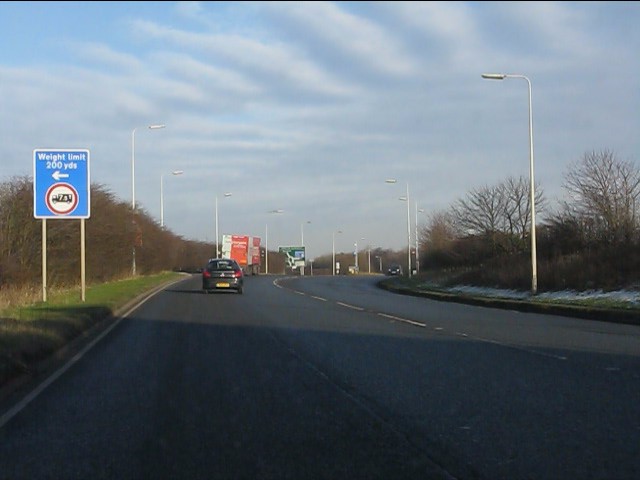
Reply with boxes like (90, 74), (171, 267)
(420, 150), (640, 291)
(1, 149), (638, 292)
(0, 178), (213, 289)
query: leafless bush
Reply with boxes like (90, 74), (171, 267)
(0, 178), (216, 294)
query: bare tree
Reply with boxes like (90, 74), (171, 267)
(452, 177), (545, 239)
(424, 210), (458, 251)
(420, 209), (462, 268)
(502, 175), (546, 251)
(0, 176), (40, 285)
(451, 183), (507, 237)
(562, 150), (640, 245)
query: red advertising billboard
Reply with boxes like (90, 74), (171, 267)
(250, 236), (261, 265)
(230, 235), (249, 266)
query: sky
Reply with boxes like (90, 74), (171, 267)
(1, 1), (639, 261)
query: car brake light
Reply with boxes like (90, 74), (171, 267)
(234, 270), (243, 278)
(203, 270), (211, 278)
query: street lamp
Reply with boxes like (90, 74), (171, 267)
(332, 230), (342, 276)
(385, 179), (412, 278)
(215, 192), (232, 258)
(301, 220), (311, 276)
(482, 73), (537, 294)
(415, 202), (425, 274)
(131, 123), (165, 276)
(265, 209), (284, 274)
(354, 237), (364, 273)
(160, 170), (183, 228)
(354, 241), (358, 271)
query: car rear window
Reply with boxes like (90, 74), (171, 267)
(208, 260), (236, 270)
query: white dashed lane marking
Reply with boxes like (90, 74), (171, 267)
(274, 278), (571, 362)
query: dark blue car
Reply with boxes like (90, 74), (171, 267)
(386, 264), (403, 276)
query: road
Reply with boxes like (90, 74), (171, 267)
(1, 274), (639, 479)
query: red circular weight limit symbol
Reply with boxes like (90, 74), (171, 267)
(45, 182), (79, 215)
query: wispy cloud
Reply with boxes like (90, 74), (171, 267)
(1, 1), (638, 257)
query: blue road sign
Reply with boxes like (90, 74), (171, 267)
(33, 149), (90, 219)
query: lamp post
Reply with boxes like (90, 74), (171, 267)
(265, 223), (268, 274)
(265, 209), (284, 274)
(332, 230), (342, 276)
(482, 73), (537, 294)
(385, 179), (412, 278)
(215, 192), (232, 258)
(354, 241), (358, 271)
(160, 170), (183, 228)
(415, 202), (425, 274)
(131, 123), (165, 276)
(354, 237), (364, 273)
(301, 220), (311, 276)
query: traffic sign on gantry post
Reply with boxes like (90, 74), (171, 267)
(33, 149), (90, 219)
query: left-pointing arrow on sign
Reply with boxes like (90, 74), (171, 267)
(52, 171), (69, 181)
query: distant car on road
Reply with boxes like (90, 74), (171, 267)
(386, 264), (403, 276)
(202, 258), (244, 294)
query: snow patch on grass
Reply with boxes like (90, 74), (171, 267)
(423, 284), (640, 306)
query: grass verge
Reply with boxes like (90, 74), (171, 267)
(0, 272), (185, 389)
(378, 276), (640, 326)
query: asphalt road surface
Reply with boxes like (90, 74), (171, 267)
(1, 274), (639, 479)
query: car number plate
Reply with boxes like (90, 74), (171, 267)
(216, 282), (230, 288)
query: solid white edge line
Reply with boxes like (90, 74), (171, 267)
(0, 279), (176, 429)
(1, 313), (124, 428)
